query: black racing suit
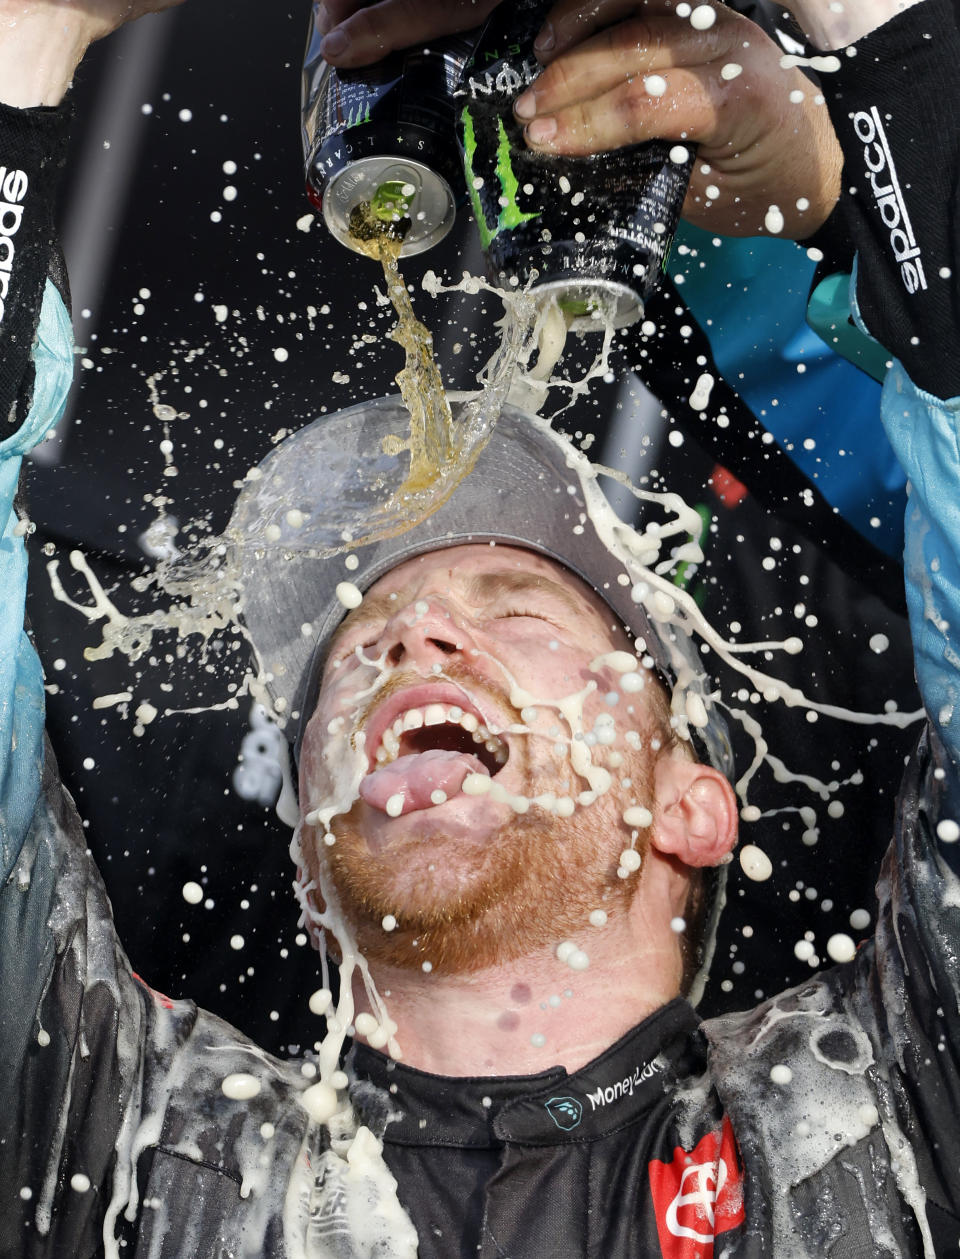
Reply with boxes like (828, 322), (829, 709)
(3, 3), (960, 1256)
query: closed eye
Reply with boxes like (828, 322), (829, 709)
(495, 607), (561, 627)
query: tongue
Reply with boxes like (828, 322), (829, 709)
(360, 749), (490, 815)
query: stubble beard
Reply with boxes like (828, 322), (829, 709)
(314, 755), (655, 976)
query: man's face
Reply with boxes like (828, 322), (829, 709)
(299, 544), (668, 973)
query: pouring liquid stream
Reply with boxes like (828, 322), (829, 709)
(348, 201), (497, 525)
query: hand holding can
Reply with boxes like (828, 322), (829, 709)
(514, 0), (843, 240)
(456, 0), (696, 330)
(314, 0), (844, 246)
(312, 0), (503, 67)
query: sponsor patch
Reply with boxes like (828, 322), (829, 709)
(852, 106), (927, 295)
(0, 165), (28, 326)
(544, 1096), (583, 1131)
(586, 1057), (665, 1112)
(648, 1115), (745, 1256)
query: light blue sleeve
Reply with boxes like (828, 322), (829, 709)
(673, 224), (903, 557)
(0, 279), (74, 870)
(878, 360), (960, 773)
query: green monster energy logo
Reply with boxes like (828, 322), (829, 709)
(461, 106), (540, 250)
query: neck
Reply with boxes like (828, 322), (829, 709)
(354, 914), (683, 1077)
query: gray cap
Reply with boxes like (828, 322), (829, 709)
(226, 392), (732, 777)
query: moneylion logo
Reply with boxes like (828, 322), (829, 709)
(852, 107), (927, 295)
(585, 1057), (664, 1112)
(544, 1096), (583, 1131)
(0, 165), (29, 327)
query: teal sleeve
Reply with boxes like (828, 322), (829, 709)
(0, 279), (73, 869)
(878, 359), (960, 776)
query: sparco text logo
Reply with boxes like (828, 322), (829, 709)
(0, 166), (29, 326)
(586, 1058), (663, 1111)
(853, 107), (927, 295)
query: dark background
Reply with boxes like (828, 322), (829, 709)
(23, 1), (919, 1055)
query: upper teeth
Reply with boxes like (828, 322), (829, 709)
(373, 704), (507, 766)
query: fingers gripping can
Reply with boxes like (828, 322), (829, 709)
(301, 3), (477, 256)
(455, 1), (696, 329)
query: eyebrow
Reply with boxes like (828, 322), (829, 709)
(463, 570), (588, 619)
(326, 565), (594, 662)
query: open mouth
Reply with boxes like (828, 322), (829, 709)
(372, 703), (509, 777)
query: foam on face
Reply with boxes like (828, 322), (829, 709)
(92, 396), (920, 1119)
(288, 575), (687, 1100)
(44, 250), (932, 1257)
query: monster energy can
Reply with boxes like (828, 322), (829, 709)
(301, 3), (478, 256)
(456, 0), (695, 329)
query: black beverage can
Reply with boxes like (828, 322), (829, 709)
(455, 0), (695, 328)
(301, 3), (478, 256)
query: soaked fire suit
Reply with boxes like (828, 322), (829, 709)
(3, 3), (960, 1256)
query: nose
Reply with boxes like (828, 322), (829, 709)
(380, 596), (471, 670)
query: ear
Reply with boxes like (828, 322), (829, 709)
(649, 754), (739, 868)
